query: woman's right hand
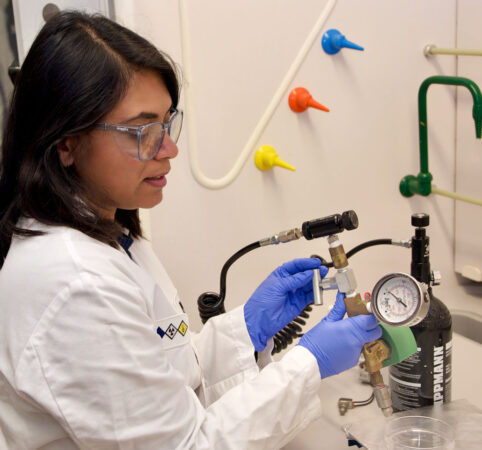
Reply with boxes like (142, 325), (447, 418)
(298, 292), (382, 378)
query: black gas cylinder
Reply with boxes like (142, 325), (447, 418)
(389, 214), (452, 411)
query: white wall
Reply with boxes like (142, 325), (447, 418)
(115, 0), (481, 332)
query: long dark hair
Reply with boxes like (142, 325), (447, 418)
(0, 10), (180, 267)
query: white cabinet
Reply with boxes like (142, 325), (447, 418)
(12, 0), (113, 63)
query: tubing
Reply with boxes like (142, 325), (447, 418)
(323, 239), (393, 268)
(425, 45), (482, 57)
(198, 241), (260, 323)
(219, 242), (261, 300)
(179, 0), (337, 189)
(431, 185), (482, 206)
(272, 305), (312, 354)
(353, 392), (375, 407)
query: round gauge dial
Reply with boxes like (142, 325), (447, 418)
(371, 273), (429, 327)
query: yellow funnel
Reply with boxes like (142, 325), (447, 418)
(254, 145), (295, 171)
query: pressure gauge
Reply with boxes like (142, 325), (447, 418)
(370, 273), (429, 327)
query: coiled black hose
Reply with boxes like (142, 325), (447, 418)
(198, 242), (260, 323)
(198, 238), (397, 354)
(272, 304), (313, 354)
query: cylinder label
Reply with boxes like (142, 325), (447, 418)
(433, 345), (444, 403)
(389, 340), (452, 411)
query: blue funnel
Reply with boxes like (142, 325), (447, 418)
(322, 29), (364, 55)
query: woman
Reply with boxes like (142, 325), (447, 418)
(0, 11), (381, 449)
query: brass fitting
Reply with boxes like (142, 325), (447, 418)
(362, 340), (390, 373)
(324, 232), (393, 417)
(367, 372), (393, 416)
(369, 371), (384, 386)
(373, 383), (393, 417)
(344, 292), (370, 317)
(328, 235), (348, 268)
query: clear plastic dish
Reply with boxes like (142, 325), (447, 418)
(384, 415), (455, 449)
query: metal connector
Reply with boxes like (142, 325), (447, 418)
(373, 385), (393, 417)
(423, 44), (435, 57)
(338, 398), (354, 416)
(338, 392), (375, 416)
(320, 276), (337, 290)
(327, 234), (340, 246)
(312, 269), (323, 305)
(259, 228), (302, 246)
(431, 269), (442, 286)
(391, 239), (411, 248)
(335, 267), (357, 295)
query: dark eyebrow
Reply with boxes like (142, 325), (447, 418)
(123, 112), (159, 124)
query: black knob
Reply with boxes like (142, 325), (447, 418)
(342, 210), (358, 230)
(412, 213), (429, 228)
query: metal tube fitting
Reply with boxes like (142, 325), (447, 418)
(312, 269), (323, 305)
(335, 267), (357, 295)
(259, 228), (302, 246)
(373, 384), (393, 417)
(320, 277), (338, 290)
(328, 235), (348, 268)
(391, 239), (411, 248)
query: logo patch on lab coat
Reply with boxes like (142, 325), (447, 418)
(155, 314), (190, 349)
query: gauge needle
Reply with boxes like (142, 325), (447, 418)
(388, 291), (407, 307)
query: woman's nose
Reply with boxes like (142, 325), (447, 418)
(154, 134), (178, 161)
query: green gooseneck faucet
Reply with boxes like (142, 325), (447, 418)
(400, 76), (482, 197)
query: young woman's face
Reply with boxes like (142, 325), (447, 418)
(66, 69), (178, 219)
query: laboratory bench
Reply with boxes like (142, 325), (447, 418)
(283, 331), (482, 449)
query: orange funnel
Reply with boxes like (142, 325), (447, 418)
(288, 87), (329, 113)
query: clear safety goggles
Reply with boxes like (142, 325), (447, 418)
(94, 108), (183, 161)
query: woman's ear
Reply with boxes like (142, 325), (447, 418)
(57, 136), (78, 167)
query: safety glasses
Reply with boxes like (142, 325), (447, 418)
(94, 108), (183, 161)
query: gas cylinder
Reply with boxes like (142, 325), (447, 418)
(389, 213), (452, 411)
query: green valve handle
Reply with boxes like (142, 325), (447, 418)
(380, 323), (417, 368)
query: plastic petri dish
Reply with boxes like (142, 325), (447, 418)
(384, 415), (455, 449)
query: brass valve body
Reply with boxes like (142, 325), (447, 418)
(328, 243), (348, 268)
(362, 340), (390, 374)
(344, 292), (370, 317)
(326, 233), (393, 416)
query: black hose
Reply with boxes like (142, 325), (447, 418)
(323, 239), (393, 268)
(353, 392), (375, 407)
(220, 242), (260, 301)
(271, 304), (312, 354)
(198, 242), (260, 324)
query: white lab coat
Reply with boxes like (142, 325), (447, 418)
(0, 219), (322, 449)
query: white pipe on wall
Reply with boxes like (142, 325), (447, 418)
(431, 185), (482, 206)
(424, 44), (482, 57)
(179, 0), (337, 189)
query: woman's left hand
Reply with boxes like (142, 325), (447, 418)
(244, 258), (328, 351)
